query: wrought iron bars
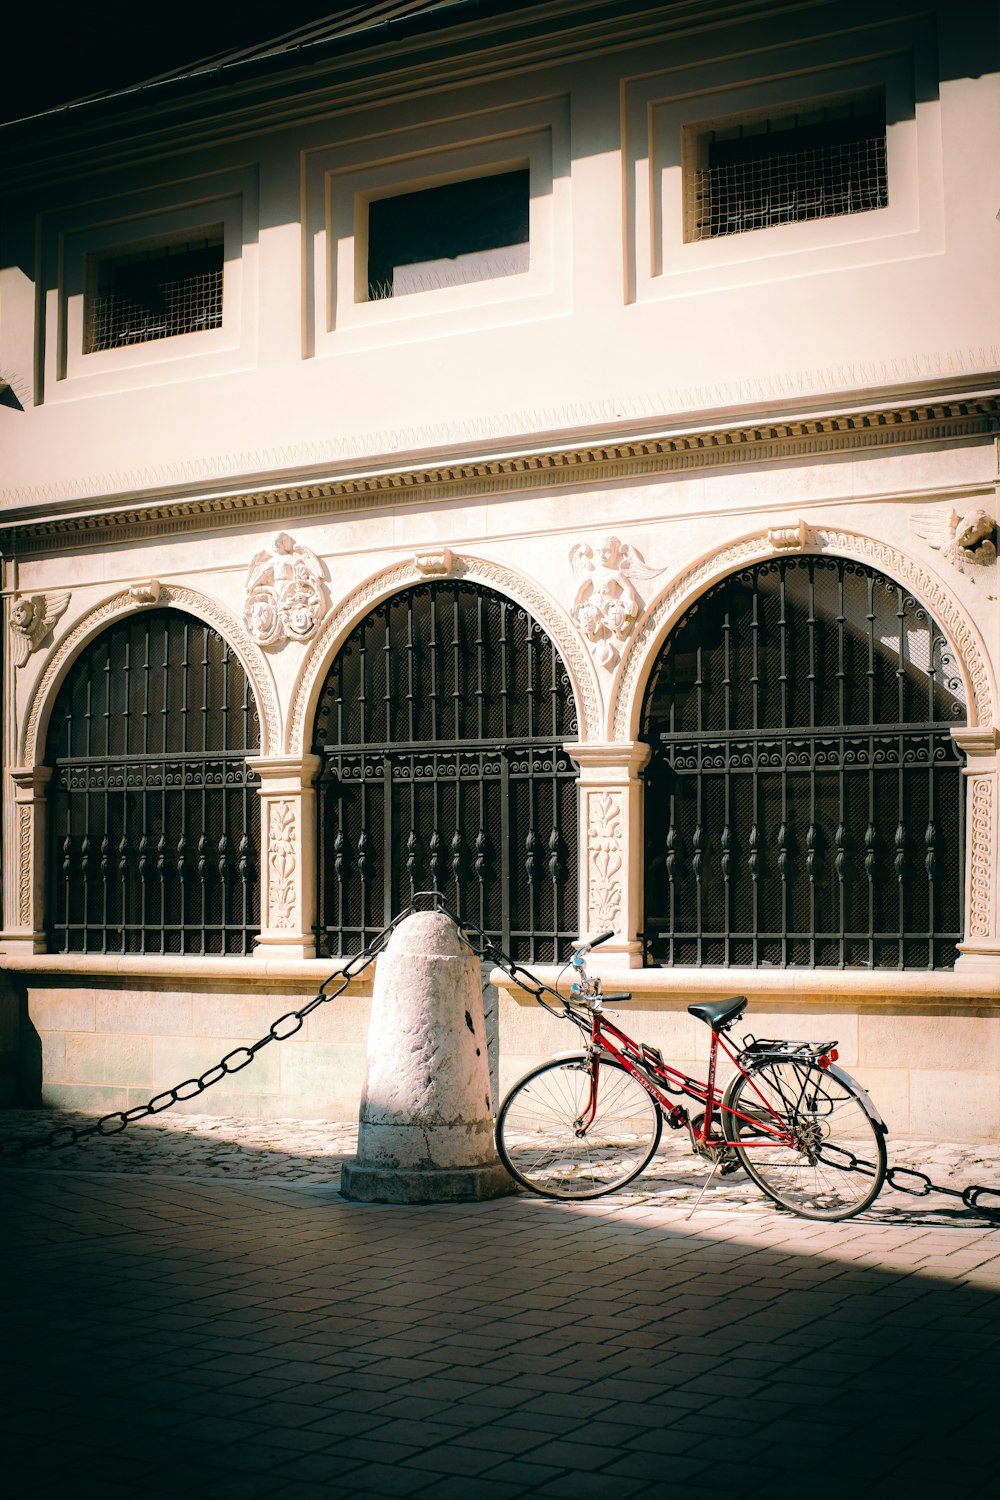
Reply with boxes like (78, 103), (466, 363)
(313, 581), (578, 961)
(642, 557), (965, 968)
(46, 610), (261, 954)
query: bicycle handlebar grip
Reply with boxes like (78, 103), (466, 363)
(601, 991), (633, 1002)
(590, 931), (615, 948)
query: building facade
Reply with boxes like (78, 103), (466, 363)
(1, 0), (998, 1132)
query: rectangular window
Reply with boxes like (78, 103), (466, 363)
(86, 227), (224, 351)
(366, 169), (529, 301)
(688, 95), (887, 241)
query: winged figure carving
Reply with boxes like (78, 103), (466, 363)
(9, 591), (70, 668)
(570, 536), (662, 669)
(909, 507), (997, 579)
(244, 533), (328, 648)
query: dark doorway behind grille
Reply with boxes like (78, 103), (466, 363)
(46, 610), (260, 955)
(313, 582), (579, 961)
(641, 557), (966, 969)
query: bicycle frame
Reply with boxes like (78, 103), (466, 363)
(577, 1006), (800, 1153)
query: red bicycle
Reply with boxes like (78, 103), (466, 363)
(494, 931), (888, 1221)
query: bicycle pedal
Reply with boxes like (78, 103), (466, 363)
(666, 1105), (688, 1131)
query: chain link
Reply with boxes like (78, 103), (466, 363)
(5, 899), (1000, 1224)
(0, 910), (409, 1161)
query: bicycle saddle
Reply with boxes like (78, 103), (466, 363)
(687, 995), (748, 1030)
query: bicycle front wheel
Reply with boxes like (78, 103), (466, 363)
(722, 1058), (887, 1221)
(496, 1057), (662, 1199)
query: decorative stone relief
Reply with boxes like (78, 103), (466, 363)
(909, 507), (998, 595)
(130, 580), (160, 605)
(9, 591), (70, 668)
(414, 549), (454, 576)
(968, 777), (993, 939)
(768, 520), (808, 550)
(267, 799), (297, 930)
(17, 804), (31, 925)
(245, 533), (328, 649)
(587, 790), (624, 933)
(570, 536), (661, 669)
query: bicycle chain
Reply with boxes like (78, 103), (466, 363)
(0, 911), (409, 1160)
(5, 902), (1000, 1223)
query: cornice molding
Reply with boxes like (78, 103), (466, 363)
(3, 393), (999, 559)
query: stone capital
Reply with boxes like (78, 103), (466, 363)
(565, 740), (652, 782)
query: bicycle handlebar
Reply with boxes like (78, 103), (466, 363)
(572, 930), (615, 963)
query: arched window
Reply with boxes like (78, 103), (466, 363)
(45, 610), (261, 954)
(641, 556), (966, 969)
(313, 581), (578, 960)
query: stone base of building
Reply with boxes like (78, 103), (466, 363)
(340, 1159), (517, 1203)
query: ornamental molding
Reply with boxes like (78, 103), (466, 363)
(4, 393), (999, 557)
(266, 799), (298, 931)
(286, 554), (600, 754)
(968, 778), (994, 940)
(586, 790), (624, 934)
(17, 804), (31, 926)
(20, 584), (280, 766)
(611, 527), (996, 740)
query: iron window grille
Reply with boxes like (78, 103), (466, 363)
(86, 229), (224, 351)
(689, 97), (887, 240)
(313, 581), (578, 962)
(46, 610), (260, 955)
(641, 557), (965, 970)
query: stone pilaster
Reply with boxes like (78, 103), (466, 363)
(952, 727), (1000, 971)
(247, 754), (321, 959)
(566, 741), (651, 967)
(2, 765), (53, 953)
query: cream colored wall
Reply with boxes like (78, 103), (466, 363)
(1, 1), (998, 506)
(1, 0), (998, 1131)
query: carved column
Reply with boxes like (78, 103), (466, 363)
(2, 766), (53, 953)
(566, 741), (651, 968)
(952, 727), (1000, 970)
(247, 755), (322, 959)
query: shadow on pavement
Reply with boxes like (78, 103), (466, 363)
(2, 1135), (997, 1500)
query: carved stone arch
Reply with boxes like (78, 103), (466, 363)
(21, 584), (280, 767)
(286, 555), (601, 755)
(610, 527), (995, 742)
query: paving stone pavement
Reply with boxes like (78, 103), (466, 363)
(3, 1109), (999, 1500)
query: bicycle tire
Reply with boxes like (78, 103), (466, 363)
(721, 1056), (887, 1221)
(496, 1056), (662, 1199)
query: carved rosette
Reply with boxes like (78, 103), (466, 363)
(587, 790), (624, 933)
(968, 778), (993, 939)
(267, 799), (298, 930)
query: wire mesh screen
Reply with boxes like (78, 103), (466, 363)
(691, 105), (887, 239)
(86, 231), (224, 351)
(313, 581), (579, 961)
(641, 557), (966, 970)
(46, 610), (260, 955)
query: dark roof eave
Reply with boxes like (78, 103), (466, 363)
(0, 0), (540, 138)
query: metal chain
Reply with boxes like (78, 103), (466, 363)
(6, 896), (1000, 1224)
(0, 909), (412, 1160)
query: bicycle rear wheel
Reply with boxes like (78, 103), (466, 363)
(496, 1057), (662, 1199)
(722, 1058), (886, 1221)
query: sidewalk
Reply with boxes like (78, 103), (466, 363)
(3, 1111), (999, 1500)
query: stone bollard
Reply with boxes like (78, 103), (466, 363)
(340, 911), (517, 1203)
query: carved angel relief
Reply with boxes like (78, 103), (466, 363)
(570, 536), (661, 669)
(244, 533), (329, 649)
(909, 507), (998, 595)
(9, 591), (70, 668)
